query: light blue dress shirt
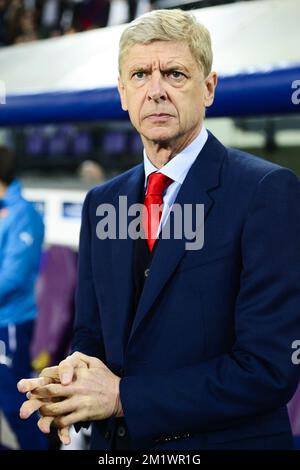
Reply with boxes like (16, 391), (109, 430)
(143, 126), (208, 235)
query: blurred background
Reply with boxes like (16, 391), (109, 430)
(0, 0), (299, 450)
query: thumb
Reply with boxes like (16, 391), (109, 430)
(59, 362), (75, 385)
(58, 354), (88, 385)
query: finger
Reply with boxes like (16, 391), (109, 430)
(17, 376), (52, 393)
(30, 383), (73, 399)
(37, 416), (54, 434)
(20, 398), (44, 419)
(58, 427), (71, 446)
(40, 366), (60, 382)
(40, 396), (78, 417)
(67, 351), (104, 371)
(72, 352), (105, 369)
(58, 359), (78, 386)
(58, 353), (89, 385)
(30, 389), (62, 403)
(54, 410), (85, 428)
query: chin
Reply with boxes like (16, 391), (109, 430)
(143, 127), (177, 143)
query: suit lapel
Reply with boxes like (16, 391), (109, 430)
(127, 133), (227, 344)
(110, 163), (144, 359)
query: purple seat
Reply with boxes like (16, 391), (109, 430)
(25, 129), (47, 156)
(102, 131), (127, 154)
(47, 131), (69, 156)
(288, 381), (300, 436)
(30, 246), (77, 370)
(73, 130), (92, 156)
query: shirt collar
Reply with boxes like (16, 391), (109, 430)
(1, 180), (22, 207)
(143, 126), (208, 187)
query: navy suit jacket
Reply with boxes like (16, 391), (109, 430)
(73, 132), (300, 450)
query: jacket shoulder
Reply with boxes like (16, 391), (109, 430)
(86, 163), (143, 203)
(226, 147), (286, 183)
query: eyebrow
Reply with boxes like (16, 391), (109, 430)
(128, 65), (150, 75)
(128, 63), (190, 75)
(164, 60), (191, 71)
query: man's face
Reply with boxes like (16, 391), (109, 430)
(118, 41), (216, 147)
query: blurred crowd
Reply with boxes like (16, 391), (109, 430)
(0, 1), (241, 48)
(0, 0), (118, 46)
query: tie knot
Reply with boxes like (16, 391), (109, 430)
(146, 172), (173, 196)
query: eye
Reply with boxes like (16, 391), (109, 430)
(132, 71), (146, 79)
(171, 71), (182, 78)
(167, 71), (186, 80)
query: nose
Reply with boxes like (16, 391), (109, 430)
(146, 73), (167, 102)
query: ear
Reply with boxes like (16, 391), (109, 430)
(203, 72), (218, 108)
(117, 76), (128, 111)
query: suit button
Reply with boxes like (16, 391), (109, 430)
(104, 430), (111, 440)
(144, 268), (150, 277)
(117, 426), (126, 438)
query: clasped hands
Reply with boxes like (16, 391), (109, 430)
(17, 352), (124, 445)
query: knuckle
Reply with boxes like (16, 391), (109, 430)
(44, 384), (57, 395)
(53, 384), (62, 394)
(39, 405), (48, 416)
(55, 416), (66, 428)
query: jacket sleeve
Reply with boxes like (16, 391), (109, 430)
(72, 189), (106, 361)
(0, 209), (43, 305)
(119, 168), (300, 447)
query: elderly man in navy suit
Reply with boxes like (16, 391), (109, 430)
(18, 9), (300, 450)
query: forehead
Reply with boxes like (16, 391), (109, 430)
(121, 41), (198, 71)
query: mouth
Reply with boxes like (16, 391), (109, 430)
(145, 113), (174, 122)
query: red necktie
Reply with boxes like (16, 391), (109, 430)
(142, 172), (173, 251)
